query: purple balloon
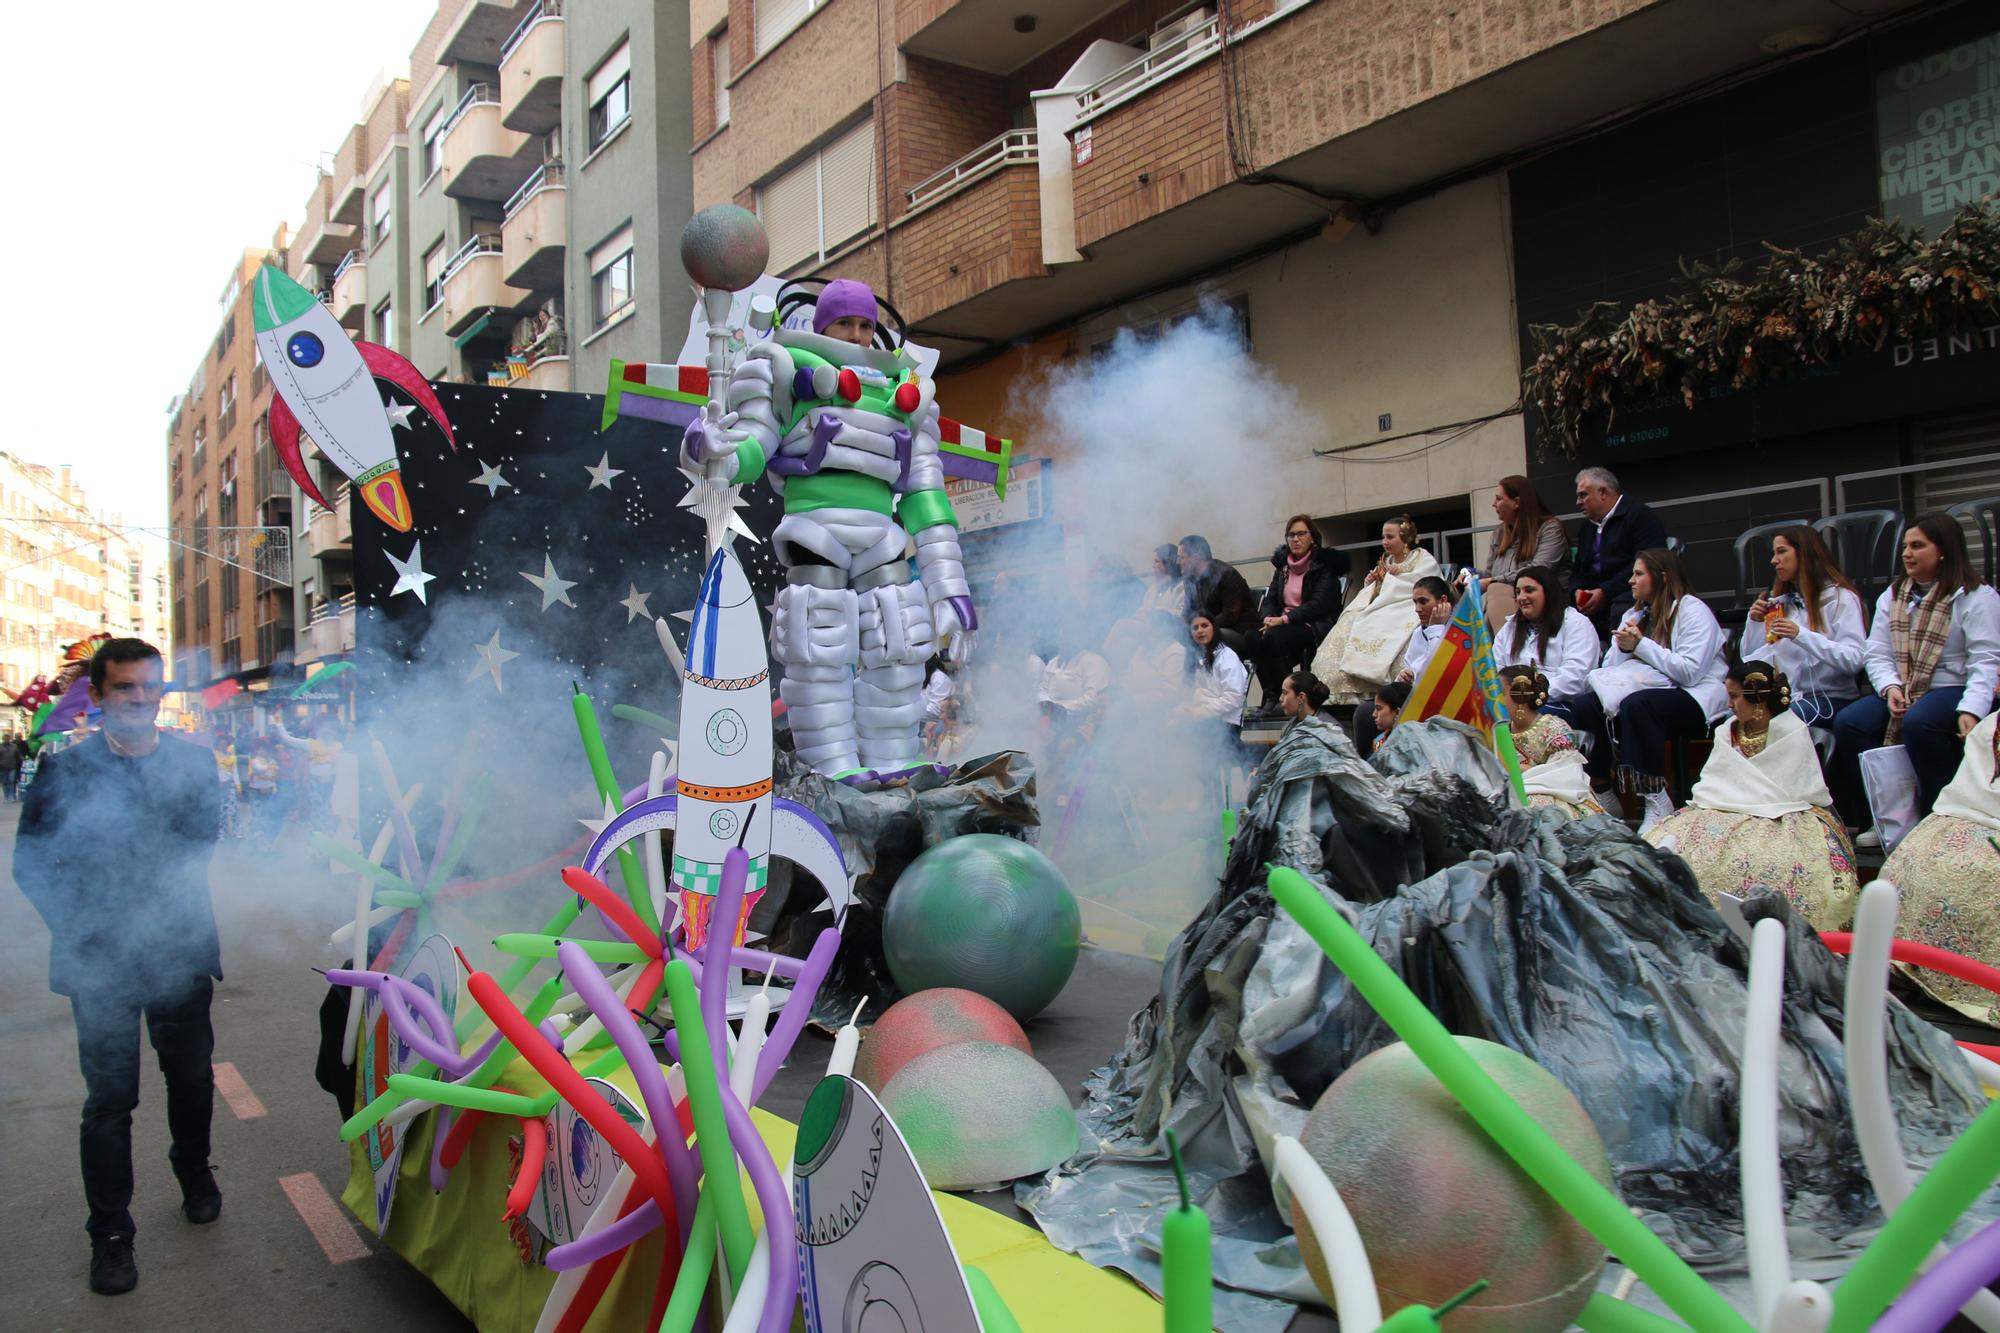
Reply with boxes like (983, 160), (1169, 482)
(752, 927), (840, 1102)
(545, 1198), (664, 1272)
(1874, 1218), (2000, 1332)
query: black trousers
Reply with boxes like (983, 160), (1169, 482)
(1246, 621), (1321, 702)
(72, 977), (215, 1240)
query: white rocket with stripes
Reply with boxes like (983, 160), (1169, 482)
(672, 546), (775, 903)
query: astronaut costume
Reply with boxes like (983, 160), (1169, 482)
(682, 280), (976, 779)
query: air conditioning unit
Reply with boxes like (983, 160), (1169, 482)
(1149, 7), (1214, 49)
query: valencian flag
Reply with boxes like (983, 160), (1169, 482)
(1398, 573), (1528, 803)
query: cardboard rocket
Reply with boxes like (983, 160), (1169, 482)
(252, 264), (458, 532)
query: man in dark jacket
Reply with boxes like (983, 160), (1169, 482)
(14, 639), (223, 1296)
(1177, 534), (1260, 652)
(1572, 466), (1668, 637)
(1246, 517), (1342, 709)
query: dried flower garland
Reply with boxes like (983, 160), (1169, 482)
(1522, 202), (2000, 455)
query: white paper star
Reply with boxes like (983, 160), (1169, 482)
(469, 460), (513, 497)
(619, 583), (653, 624)
(676, 465), (758, 555)
(383, 398), (417, 430)
(384, 540), (436, 604)
(520, 554), (577, 611)
(579, 794), (620, 838)
(585, 451), (626, 490)
(465, 629), (520, 692)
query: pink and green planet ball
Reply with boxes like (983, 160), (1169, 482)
(1292, 1037), (1612, 1333)
(679, 204), (769, 292)
(877, 1040), (1079, 1192)
(853, 988), (1032, 1092)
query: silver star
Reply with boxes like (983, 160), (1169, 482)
(579, 794), (620, 838)
(676, 464), (757, 555)
(520, 554), (577, 611)
(619, 583), (653, 624)
(384, 540), (436, 604)
(383, 398), (418, 430)
(469, 461), (513, 497)
(465, 629), (520, 692)
(585, 451), (626, 490)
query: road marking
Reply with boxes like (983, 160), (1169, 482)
(212, 1062), (267, 1119)
(277, 1172), (370, 1264)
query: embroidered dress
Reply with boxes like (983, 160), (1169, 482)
(1311, 549), (1441, 702)
(1511, 712), (1605, 818)
(1644, 713), (1858, 930)
(1880, 712), (2000, 1026)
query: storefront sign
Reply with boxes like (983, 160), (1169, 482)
(1875, 32), (2000, 237)
(945, 458), (1049, 533)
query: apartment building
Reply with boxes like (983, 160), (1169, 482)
(686, 0), (1958, 575)
(0, 454), (159, 716)
(165, 243), (296, 691)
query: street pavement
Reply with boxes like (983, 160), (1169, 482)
(0, 798), (1212, 1331)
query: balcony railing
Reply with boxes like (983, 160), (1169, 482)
(504, 160), (566, 221)
(443, 232), (504, 282)
(905, 129), (1038, 213)
(331, 248), (364, 283)
(1072, 15), (1221, 124)
(442, 83), (502, 140)
(501, 0), (562, 63)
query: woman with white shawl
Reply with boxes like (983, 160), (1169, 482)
(1311, 515), (1440, 704)
(1646, 663), (1859, 931)
(1880, 711), (2000, 1027)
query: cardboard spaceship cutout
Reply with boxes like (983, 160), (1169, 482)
(253, 264), (458, 532)
(524, 1075), (650, 1247)
(792, 1074), (984, 1332)
(581, 544), (850, 961)
(357, 932), (462, 1232)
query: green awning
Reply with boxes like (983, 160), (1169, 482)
(452, 312), (492, 347)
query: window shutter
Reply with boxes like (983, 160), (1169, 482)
(819, 120), (876, 253)
(755, 0), (813, 56)
(713, 33), (731, 126)
(760, 156), (819, 273)
(588, 41), (631, 104)
(423, 243), (446, 289)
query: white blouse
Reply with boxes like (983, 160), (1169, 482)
(1496, 607), (1602, 701)
(1602, 595), (1730, 722)
(1189, 645), (1250, 726)
(1739, 586), (1866, 702)
(1862, 584), (2000, 719)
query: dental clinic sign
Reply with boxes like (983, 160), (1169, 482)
(1875, 33), (2000, 238)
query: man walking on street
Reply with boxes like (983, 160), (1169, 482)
(0, 736), (20, 800)
(14, 639), (223, 1296)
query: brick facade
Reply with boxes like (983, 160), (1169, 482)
(890, 166), (1045, 324)
(1071, 59), (1230, 250)
(883, 56), (1009, 221)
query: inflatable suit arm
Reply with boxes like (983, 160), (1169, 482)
(684, 341), (791, 487)
(898, 394), (977, 635)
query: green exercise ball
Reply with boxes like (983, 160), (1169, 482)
(882, 834), (1081, 1021)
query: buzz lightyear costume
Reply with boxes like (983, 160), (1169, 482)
(682, 280), (975, 780)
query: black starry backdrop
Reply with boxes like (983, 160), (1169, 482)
(339, 380), (786, 938)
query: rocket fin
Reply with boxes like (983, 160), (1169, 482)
(772, 798), (850, 926)
(356, 340), (459, 452)
(268, 395), (335, 512)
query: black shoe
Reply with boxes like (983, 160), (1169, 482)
(179, 1166), (222, 1224)
(90, 1236), (136, 1295)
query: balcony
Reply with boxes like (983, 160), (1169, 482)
(296, 595), (357, 665)
(502, 162), (566, 291)
(330, 250), (368, 329)
(298, 216), (358, 269)
(440, 233), (517, 335)
(500, 2), (564, 135)
(330, 126), (369, 224)
(898, 0), (1128, 76)
(306, 484), (354, 556)
(440, 84), (535, 202)
(440, 0), (521, 65)
(516, 355), (570, 392)
(894, 134), (1046, 325)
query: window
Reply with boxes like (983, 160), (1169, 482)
(421, 101), (447, 181)
(214, 310), (236, 360)
(758, 120), (877, 273)
(218, 374), (238, 438)
(370, 182), (393, 247)
(587, 41), (631, 151)
(422, 240), (447, 312)
(712, 29), (730, 128)
(755, 0), (820, 56)
(589, 225), (634, 327)
(192, 422), (207, 467)
(373, 297), (394, 348)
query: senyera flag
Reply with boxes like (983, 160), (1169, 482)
(1398, 573), (1527, 802)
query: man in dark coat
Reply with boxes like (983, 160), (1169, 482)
(1177, 534), (1260, 653)
(1572, 466), (1668, 638)
(1246, 517), (1343, 710)
(14, 639), (223, 1296)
